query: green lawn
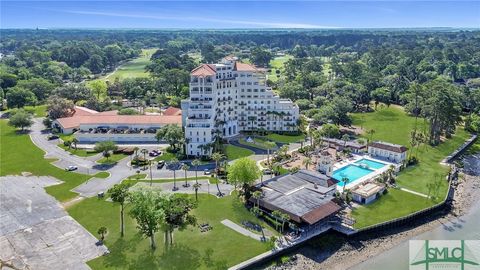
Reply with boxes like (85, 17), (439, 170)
(58, 144), (99, 157)
(97, 153), (130, 164)
(94, 172), (111, 178)
(25, 105), (47, 117)
(268, 55), (292, 82)
(0, 120), (91, 202)
(5, 104), (47, 117)
(225, 145), (254, 160)
(239, 137), (275, 150)
(265, 133), (305, 144)
(351, 188), (436, 229)
(93, 48), (156, 83)
(351, 105), (470, 195)
(68, 193), (271, 269)
(350, 105), (472, 228)
(154, 152), (177, 161)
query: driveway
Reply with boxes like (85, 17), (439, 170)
(30, 119), (101, 174)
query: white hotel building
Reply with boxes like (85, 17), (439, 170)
(182, 56), (299, 157)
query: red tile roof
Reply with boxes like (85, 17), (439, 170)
(234, 62), (258, 72)
(191, 64), (216, 76)
(163, 106), (182, 116)
(369, 141), (408, 153)
(55, 115), (181, 129)
(73, 106), (98, 116)
(97, 110), (118, 115)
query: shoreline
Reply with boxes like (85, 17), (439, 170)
(265, 153), (480, 270)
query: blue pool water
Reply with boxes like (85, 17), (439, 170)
(333, 165), (374, 186)
(354, 158), (387, 170)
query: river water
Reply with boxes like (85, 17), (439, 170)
(351, 154), (480, 270)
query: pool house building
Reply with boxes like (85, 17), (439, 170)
(368, 141), (408, 163)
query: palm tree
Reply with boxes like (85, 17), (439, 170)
(252, 191), (262, 208)
(312, 131), (323, 152)
(133, 146), (139, 157)
(170, 158), (179, 191)
(192, 159), (201, 184)
(279, 213), (290, 233)
(251, 206), (262, 217)
(193, 182), (201, 201)
(181, 163), (190, 187)
(211, 152), (225, 176)
(302, 157), (312, 170)
(367, 129), (376, 143)
(141, 148), (148, 169)
(98, 226), (107, 243)
(72, 138), (79, 150)
(386, 165), (396, 184)
(271, 210), (282, 232)
(211, 152), (225, 196)
(264, 141), (277, 166)
(341, 177), (349, 194)
(341, 134), (350, 148)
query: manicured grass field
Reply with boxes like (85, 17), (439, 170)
(265, 133), (305, 144)
(351, 188), (436, 229)
(225, 144), (254, 160)
(104, 48), (156, 81)
(25, 105), (47, 117)
(351, 105), (470, 195)
(86, 48), (156, 94)
(350, 105), (472, 228)
(68, 193), (271, 269)
(268, 55), (292, 82)
(5, 105), (47, 117)
(0, 120), (91, 201)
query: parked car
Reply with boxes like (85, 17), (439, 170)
(149, 151), (159, 157)
(47, 135), (59, 140)
(157, 160), (165, 169)
(204, 169), (212, 175)
(65, 165), (78, 171)
(263, 169), (272, 175)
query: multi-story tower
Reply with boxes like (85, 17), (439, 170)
(183, 56), (299, 157)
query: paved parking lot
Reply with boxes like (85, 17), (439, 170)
(0, 176), (108, 270)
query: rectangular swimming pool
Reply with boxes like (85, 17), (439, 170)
(332, 165), (374, 186)
(354, 158), (387, 170)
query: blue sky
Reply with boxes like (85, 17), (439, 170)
(1, 1), (479, 29)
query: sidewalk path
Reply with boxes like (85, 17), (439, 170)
(221, 219), (268, 241)
(399, 187), (430, 198)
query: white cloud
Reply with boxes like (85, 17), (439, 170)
(62, 10), (338, 28)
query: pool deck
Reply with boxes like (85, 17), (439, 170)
(332, 155), (397, 191)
